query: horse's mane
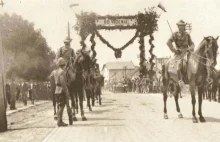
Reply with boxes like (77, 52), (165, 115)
(194, 38), (208, 54)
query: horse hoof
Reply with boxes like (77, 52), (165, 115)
(199, 116), (206, 122)
(178, 113), (183, 118)
(192, 117), (198, 123)
(73, 117), (77, 121)
(164, 114), (168, 119)
(82, 117), (87, 121)
(89, 108), (92, 112)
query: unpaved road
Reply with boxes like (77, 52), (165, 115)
(1, 92), (220, 142)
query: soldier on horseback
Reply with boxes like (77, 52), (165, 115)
(56, 37), (76, 63)
(167, 20), (195, 87)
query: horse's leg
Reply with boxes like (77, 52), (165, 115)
(91, 89), (95, 106)
(189, 83), (198, 123)
(174, 86), (183, 118)
(163, 78), (169, 119)
(208, 88), (211, 102)
(86, 89), (92, 111)
(79, 85), (87, 121)
(71, 91), (77, 121)
(198, 86), (206, 122)
(75, 92), (79, 114)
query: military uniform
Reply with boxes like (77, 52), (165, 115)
(167, 20), (195, 85)
(56, 38), (76, 64)
(54, 57), (73, 127)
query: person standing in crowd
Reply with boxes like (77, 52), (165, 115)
(29, 81), (34, 105)
(21, 80), (29, 106)
(5, 81), (11, 107)
(54, 57), (73, 127)
(10, 78), (17, 110)
(16, 81), (21, 102)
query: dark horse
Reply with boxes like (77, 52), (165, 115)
(50, 49), (91, 121)
(66, 50), (91, 121)
(162, 36), (219, 123)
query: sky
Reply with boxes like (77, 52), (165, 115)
(2, 0), (220, 69)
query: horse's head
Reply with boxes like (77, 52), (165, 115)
(203, 36), (219, 67)
(75, 49), (92, 78)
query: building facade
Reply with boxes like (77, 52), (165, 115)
(101, 61), (136, 82)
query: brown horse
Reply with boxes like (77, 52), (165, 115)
(162, 36), (219, 123)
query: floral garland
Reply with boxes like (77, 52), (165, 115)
(90, 32), (96, 58)
(149, 33), (155, 71)
(74, 8), (159, 74)
(138, 32), (146, 76)
(95, 30), (139, 58)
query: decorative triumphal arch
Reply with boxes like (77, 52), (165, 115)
(74, 7), (160, 76)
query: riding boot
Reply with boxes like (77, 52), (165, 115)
(177, 70), (184, 89)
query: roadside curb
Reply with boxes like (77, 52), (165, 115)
(6, 101), (50, 116)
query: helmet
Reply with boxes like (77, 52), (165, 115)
(57, 57), (66, 66)
(176, 20), (186, 26)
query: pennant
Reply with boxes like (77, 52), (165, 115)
(158, 3), (167, 12)
(69, 4), (79, 8)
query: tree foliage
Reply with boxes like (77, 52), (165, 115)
(0, 13), (55, 81)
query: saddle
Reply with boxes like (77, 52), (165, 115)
(168, 52), (189, 84)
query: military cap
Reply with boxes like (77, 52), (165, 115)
(176, 20), (186, 26)
(63, 37), (72, 44)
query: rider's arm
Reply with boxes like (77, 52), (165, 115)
(167, 33), (177, 53)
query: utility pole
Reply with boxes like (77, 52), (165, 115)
(0, 0), (7, 132)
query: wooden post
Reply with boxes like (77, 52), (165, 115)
(0, 0), (7, 132)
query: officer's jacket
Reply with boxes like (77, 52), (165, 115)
(56, 46), (76, 63)
(167, 31), (194, 52)
(54, 68), (69, 95)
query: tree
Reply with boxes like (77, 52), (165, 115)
(0, 13), (55, 81)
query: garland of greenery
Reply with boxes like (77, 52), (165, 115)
(138, 32), (146, 76)
(74, 7), (159, 74)
(90, 32), (96, 58)
(95, 30), (139, 58)
(149, 33), (155, 71)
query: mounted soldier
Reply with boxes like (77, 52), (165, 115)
(167, 20), (195, 87)
(56, 37), (76, 64)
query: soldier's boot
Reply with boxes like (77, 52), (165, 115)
(67, 107), (73, 125)
(81, 111), (87, 121)
(57, 105), (67, 127)
(177, 70), (184, 89)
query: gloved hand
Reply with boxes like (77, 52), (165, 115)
(175, 49), (181, 55)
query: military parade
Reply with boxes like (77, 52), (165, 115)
(1, 0), (220, 142)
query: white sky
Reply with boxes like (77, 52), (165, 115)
(2, 0), (220, 69)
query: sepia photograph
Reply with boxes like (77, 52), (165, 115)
(0, 0), (220, 142)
